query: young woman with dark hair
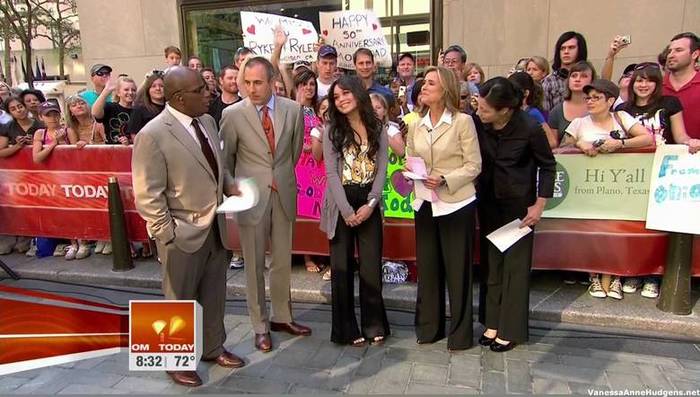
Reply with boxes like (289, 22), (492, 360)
(20, 89), (46, 118)
(126, 72), (165, 140)
(0, 96), (44, 256)
(616, 63), (699, 299)
(475, 77), (556, 352)
(320, 75), (390, 347)
(549, 61), (596, 148)
(508, 72), (557, 147)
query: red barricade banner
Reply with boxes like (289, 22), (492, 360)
(0, 146), (148, 241)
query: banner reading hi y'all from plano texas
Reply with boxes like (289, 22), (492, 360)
(646, 145), (700, 234)
(542, 152), (655, 221)
(319, 10), (392, 69)
(241, 12), (319, 63)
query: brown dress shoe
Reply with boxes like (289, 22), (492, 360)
(166, 370), (202, 387)
(255, 332), (272, 352)
(202, 349), (245, 368)
(270, 321), (312, 336)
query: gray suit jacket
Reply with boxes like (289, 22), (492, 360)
(220, 96), (304, 226)
(132, 108), (225, 253)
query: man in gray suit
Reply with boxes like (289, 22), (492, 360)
(220, 57), (310, 352)
(132, 66), (244, 387)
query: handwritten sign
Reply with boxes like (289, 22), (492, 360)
(241, 12), (318, 63)
(296, 115), (325, 219)
(646, 144), (700, 234)
(319, 10), (392, 70)
(382, 149), (414, 219)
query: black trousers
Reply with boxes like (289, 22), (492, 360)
(330, 184), (390, 344)
(477, 198), (533, 343)
(414, 201), (476, 350)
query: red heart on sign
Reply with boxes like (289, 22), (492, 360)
(302, 28), (312, 35)
(372, 23), (378, 30)
(246, 25), (256, 35)
(322, 29), (328, 36)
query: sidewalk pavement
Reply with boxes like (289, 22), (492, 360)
(1, 252), (699, 340)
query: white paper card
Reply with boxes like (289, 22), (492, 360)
(402, 170), (427, 180)
(217, 178), (260, 213)
(486, 219), (532, 252)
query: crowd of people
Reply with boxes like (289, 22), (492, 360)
(0, 26), (699, 379)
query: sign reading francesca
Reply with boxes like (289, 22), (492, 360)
(646, 145), (700, 234)
(542, 153), (655, 221)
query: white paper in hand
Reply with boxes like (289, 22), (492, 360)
(486, 219), (532, 252)
(217, 178), (260, 213)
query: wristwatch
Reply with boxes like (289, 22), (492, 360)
(620, 138), (626, 146)
(440, 175), (446, 186)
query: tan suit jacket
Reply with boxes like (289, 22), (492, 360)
(132, 108), (225, 253)
(406, 111), (482, 202)
(220, 96), (304, 225)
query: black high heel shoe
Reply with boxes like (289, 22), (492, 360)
(489, 341), (516, 352)
(478, 334), (496, 346)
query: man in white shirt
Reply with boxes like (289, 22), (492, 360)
(316, 45), (338, 98)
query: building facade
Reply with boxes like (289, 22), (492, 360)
(76, 0), (699, 88)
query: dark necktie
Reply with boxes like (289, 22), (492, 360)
(191, 118), (219, 181)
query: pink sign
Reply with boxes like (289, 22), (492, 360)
(296, 152), (326, 219)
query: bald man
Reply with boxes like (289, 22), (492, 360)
(132, 66), (245, 387)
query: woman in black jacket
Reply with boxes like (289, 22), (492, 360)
(474, 77), (556, 352)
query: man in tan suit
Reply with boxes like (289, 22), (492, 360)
(132, 67), (244, 387)
(220, 57), (311, 352)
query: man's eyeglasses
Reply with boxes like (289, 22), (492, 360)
(94, 70), (111, 77)
(460, 94), (469, 100)
(173, 83), (208, 96)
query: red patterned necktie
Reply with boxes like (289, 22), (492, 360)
(261, 106), (277, 191)
(262, 106), (276, 156)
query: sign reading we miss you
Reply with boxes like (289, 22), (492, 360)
(320, 10), (392, 69)
(241, 12), (318, 63)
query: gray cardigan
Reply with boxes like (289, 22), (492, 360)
(319, 124), (388, 240)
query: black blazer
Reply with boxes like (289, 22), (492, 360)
(475, 110), (556, 203)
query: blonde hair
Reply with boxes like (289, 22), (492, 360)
(369, 92), (389, 124)
(113, 76), (137, 104)
(65, 95), (92, 129)
(527, 56), (550, 77)
(421, 66), (460, 116)
(464, 62), (485, 83)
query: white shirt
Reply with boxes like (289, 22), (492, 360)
(411, 109), (476, 217)
(166, 103), (215, 152)
(255, 95), (276, 132)
(317, 78), (333, 98)
(565, 111), (639, 144)
(387, 121), (401, 138)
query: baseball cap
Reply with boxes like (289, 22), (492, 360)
(293, 60), (312, 72)
(583, 79), (620, 99)
(38, 101), (61, 115)
(318, 45), (338, 58)
(90, 64), (112, 76)
(398, 53), (415, 63)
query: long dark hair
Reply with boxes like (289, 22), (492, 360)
(327, 75), (381, 160)
(292, 68), (318, 108)
(626, 63), (664, 112)
(508, 71), (543, 110)
(552, 31), (588, 71)
(479, 77), (523, 111)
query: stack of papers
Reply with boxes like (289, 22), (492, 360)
(402, 156), (437, 202)
(486, 219), (532, 252)
(216, 178), (260, 213)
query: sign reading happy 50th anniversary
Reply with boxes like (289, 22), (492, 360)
(319, 10), (392, 70)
